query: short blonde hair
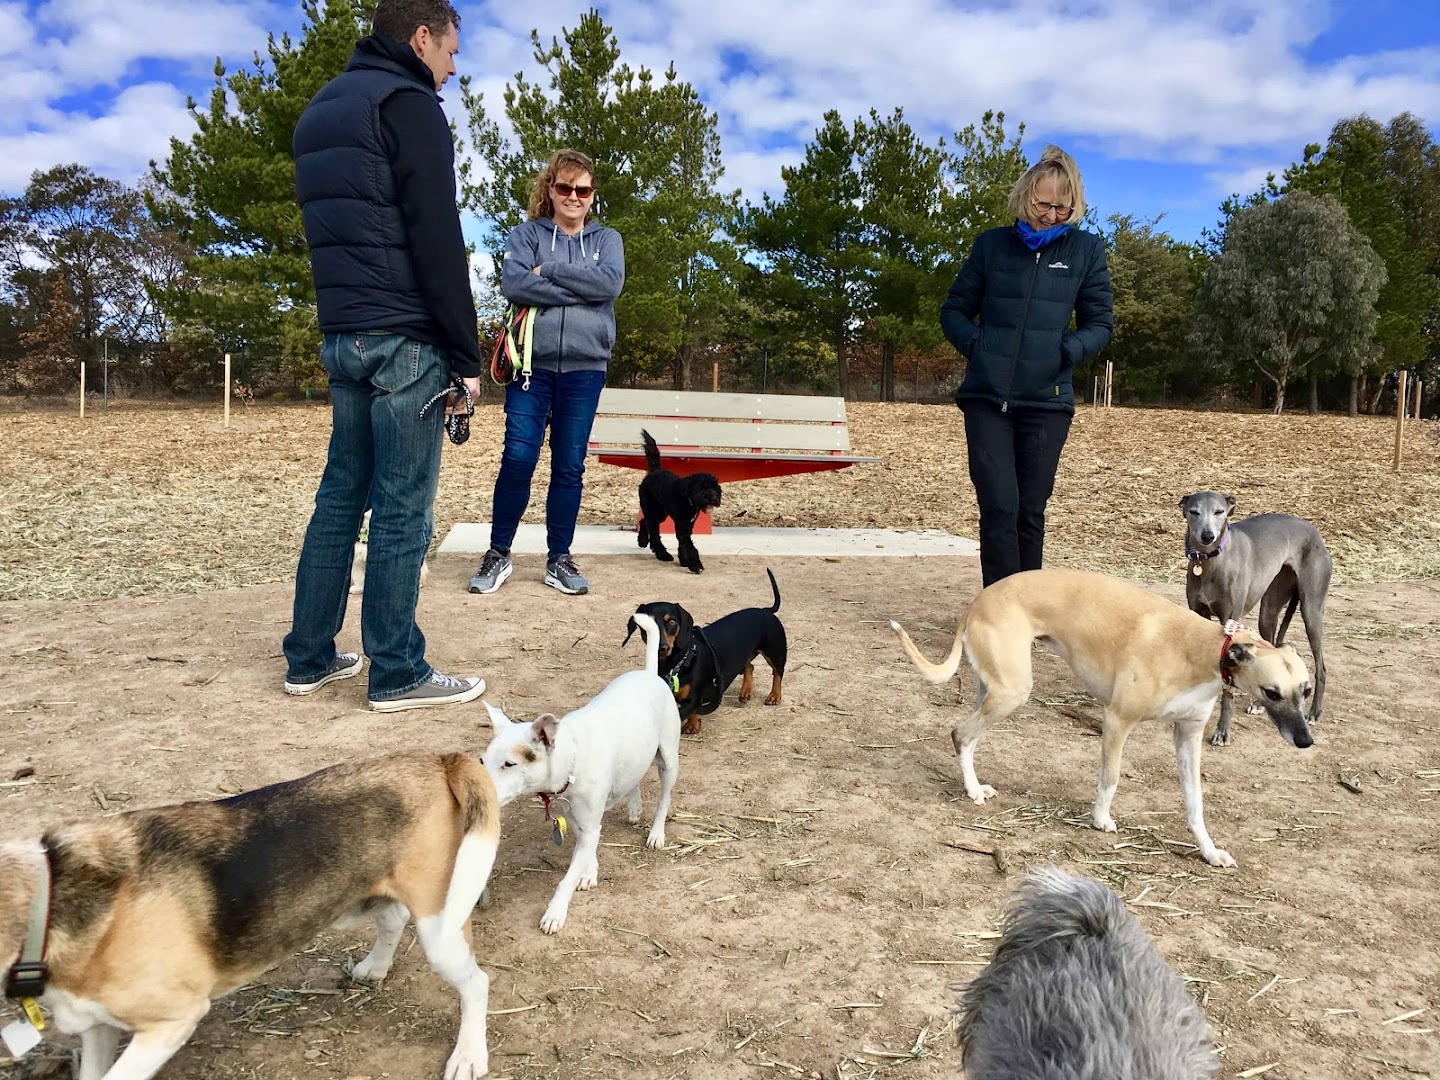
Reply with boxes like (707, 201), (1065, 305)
(1007, 145), (1086, 224)
(527, 149), (597, 222)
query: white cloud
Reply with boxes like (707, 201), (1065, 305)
(0, 81), (193, 191)
(595, 0), (1440, 195)
(33, 0), (282, 86)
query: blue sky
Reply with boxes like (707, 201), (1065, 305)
(3, 0), (1438, 247)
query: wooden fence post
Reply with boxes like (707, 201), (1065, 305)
(224, 353), (232, 428)
(1092, 375), (1100, 410)
(712, 361), (719, 393)
(79, 361), (86, 418)
(1413, 378), (1423, 421)
(1393, 370), (1408, 471)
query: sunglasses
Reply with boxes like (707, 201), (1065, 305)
(553, 182), (595, 199)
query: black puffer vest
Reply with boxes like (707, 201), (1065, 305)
(293, 40), (436, 334)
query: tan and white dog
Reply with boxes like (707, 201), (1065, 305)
(891, 568), (1314, 868)
(351, 509), (430, 595)
(0, 752), (500, 1080)
(480, 612), (681, 934)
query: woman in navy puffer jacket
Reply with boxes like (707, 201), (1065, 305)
(940, 145), (1113, 587)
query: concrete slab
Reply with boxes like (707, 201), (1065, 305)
(439, 523), (979, 558)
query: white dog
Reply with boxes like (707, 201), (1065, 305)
(480, 613), (681, 933)
(351, 509), (430, 595)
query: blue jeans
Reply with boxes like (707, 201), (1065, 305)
(283, 332), (448, 700)
(490, 368), (606, 560)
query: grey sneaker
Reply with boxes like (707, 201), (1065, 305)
(284, 652), (363, 696)
(545, 554), (589, 595)
(369, 671), (486, 713)
(468, 549), (512, 594)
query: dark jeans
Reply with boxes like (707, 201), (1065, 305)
(490, 368), (607, 561)
(283, 332), (447, 700)
(962, 402), (1073, 587)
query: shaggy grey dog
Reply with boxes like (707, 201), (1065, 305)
(957, 868), (1219, 1080)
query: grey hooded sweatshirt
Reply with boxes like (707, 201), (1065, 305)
(500, 217), (625, 373)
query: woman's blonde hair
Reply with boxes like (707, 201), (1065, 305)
(527, 149), (597, 222)
(1006, 145), (1086, 224)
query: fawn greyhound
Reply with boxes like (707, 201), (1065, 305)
(891, 568), (1314, 868)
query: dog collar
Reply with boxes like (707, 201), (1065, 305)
(538, 776), (573, 821)
(5, 847), (51, 1004)
(1186, 531), (1230, 563)
(1219, 619), (1244, 687)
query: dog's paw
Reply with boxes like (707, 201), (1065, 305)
(967, 784), (998, 805)
(1209, 728), (1232, 747)
(645, 827), (666, 850)
(577, 868), (598, 891)
(347, 955), (391, 983)
(1204, 847), (1237, 869)
(681, 717), (702, 735)
(539, 905), (569, 934)
(654, 549), (674, 562)
(1244, 701), (1265, 715)
(445, 1045), (488, 1080)
(764, 691), (781, 706)
(1092, 814), (1118, 834)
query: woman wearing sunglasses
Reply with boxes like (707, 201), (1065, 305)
(469, 149), (625, 597)
(940, 145), (1113, 587)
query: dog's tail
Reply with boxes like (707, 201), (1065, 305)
(889, 618), (965, 685)
(1275, 587), (1301, 645)
(641, 429), (662, 472)
(441, 752), (501, 839)
(765, 567), (781, 612)
(628, 611), (662, 676)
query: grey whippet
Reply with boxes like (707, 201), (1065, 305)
(1179, 491), (1331, 746)
(891, 567), (1314, 868)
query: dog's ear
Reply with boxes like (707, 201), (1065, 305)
(676, 606), (694, 643)
(1178, 494), (1192, 512)
(1223, 641), (1254, 670)
(533, 713), (561, 749)
(1224, 494), (1236, 516)
(483, 700), (512, 730)
(622, 615), (640, 647)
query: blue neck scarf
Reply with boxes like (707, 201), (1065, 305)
(1016, 219), (1073, 250)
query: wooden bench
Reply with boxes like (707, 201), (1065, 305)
(587, 388), (880, 534)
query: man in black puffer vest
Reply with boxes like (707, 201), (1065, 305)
(282, 0), (487, 713)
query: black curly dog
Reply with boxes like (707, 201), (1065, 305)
(637, 429), (723, 574)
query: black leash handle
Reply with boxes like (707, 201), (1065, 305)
(419, 377), (474, 445)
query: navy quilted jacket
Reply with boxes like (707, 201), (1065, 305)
(941, 225), (1113, 414)
(294, 37), (482, 376)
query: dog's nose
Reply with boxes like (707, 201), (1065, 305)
(1293, 726), (1314, 749)
(1199, 530), (1215, 544)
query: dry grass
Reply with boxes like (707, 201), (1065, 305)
(2, 400), (1437, 601)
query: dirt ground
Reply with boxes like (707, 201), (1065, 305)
(1, 401), (1438, 1079)
(3, 401), (1439, 602)
(2, 555), (1439, 1080)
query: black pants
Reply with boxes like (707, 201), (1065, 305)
(962, 402), (1073, 587)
